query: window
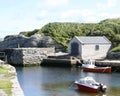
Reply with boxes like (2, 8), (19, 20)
(95, 45), (99, 51)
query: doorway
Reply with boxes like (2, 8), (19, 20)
(71, 42), (79, 56)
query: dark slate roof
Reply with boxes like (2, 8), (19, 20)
(75, 36), (111, 44)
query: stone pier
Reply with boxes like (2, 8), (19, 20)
(96, 60), (120, 72)
(96, 60), (120, 67)
(5, 48), (55, 66)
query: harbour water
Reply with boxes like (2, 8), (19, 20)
(16, 66), (120, 96)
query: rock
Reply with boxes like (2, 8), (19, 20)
(0, 60), (4, 64)
(106, 52), (120, 60)
(0, 34), (54, 51)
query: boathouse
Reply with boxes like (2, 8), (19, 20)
(68, 36), (111, 59)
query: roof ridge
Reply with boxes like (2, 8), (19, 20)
(75, 36), (83, 43)
(102, 36), (111, 44)
(74, 36), (111, 44)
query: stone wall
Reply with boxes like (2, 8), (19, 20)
(5, 48), (55, 66)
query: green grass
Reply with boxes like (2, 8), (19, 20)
(0, 65), (8, 74)
(111, 44), (120, 52)
(0, 65), (13, 95)
(0, 79), (12, 95)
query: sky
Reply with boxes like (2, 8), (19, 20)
(0, 0), (120, 38)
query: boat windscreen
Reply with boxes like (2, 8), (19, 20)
(79, 77), (98, 84)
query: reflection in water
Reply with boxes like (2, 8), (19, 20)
(16, 66), (120, 96)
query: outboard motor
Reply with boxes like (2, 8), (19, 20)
(99, 83), (105, 92)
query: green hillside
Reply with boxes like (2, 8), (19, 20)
(20, 18), (120, 52)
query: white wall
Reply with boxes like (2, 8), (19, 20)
(81, 44), (111, 59)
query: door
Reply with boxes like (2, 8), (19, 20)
(71, 42), (79, 56)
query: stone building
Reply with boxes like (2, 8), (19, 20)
(68, 36), (111, 59)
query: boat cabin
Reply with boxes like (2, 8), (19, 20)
(78, 77), (98, 85)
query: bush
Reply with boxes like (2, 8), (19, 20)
(111, 44), (120, 52)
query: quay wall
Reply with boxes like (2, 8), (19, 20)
(41, 56), (81, 67)
(41, 58), (71, 67)
(5, 48), (55, 66)
(96, 60), (120, 72)
(96, 60), (120, 67)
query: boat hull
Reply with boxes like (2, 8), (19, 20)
(75, 83), (106, 93)
(76, 84), (99, 93)
(83, 67), (111, 73)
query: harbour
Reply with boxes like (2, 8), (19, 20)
(0, 1), (120, 96)
(16, 66), (120, 96)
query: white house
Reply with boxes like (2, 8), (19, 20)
(68, 36), (111, 59)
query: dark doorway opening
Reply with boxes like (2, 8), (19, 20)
(71, 42), (79, 56)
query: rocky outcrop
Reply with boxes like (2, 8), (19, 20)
(0, 34), (54, 51)
(106, 52), (120, 60)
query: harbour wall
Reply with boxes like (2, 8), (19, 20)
(5, 48), (55, 66)
(96, 60), (120, 72)
(41, 56), (81, 67)
(3, 48), (120, 69)
(96, 60), (120, 67)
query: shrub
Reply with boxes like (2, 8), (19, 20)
(111, 44), (120, 52)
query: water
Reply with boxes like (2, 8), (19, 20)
(16, 66), (120, 96)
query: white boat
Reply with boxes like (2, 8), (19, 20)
(75, 77), (107, 93)
(82, 59), (111, 73)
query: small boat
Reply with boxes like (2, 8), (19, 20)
(82, 59), (111, 73)
(75, 77), (107, 93)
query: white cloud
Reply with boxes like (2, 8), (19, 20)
(59, 9), (98, 23)
(100, 12), (111, 18)
(60, 9), (93, 19)
(37, 9), (101, 23)
(97, 0), (117, 9)
(38, 0), (68, 8)
(37, 10), (58, 21)
(0, 31), (19, 38)
(60, 10), (80, 19)
(38, 10), (49, 18)
(84, 16), (98, 23)
(100, 12), (120, 19)
(107, 0), (117, 7)
(36, 0), (120, 25)
(59, 9), (120, 23)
